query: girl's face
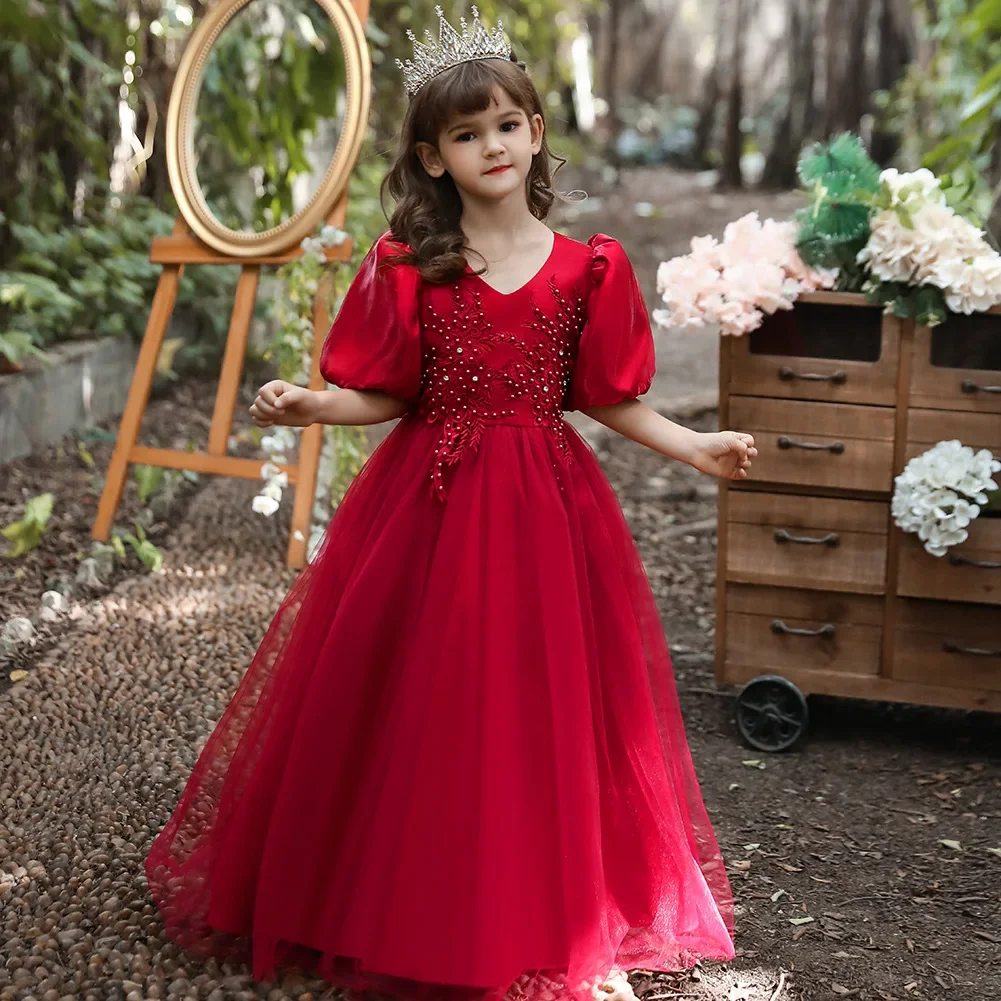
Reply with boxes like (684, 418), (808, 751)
(415, 85), (544, 205)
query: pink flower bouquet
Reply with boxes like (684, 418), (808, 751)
(653, 212), (838, 336)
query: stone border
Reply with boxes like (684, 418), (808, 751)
(0, 337), (138, 465)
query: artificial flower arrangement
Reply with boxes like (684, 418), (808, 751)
(655, 133), (1001, 334)
(892, 441), (1000, 557)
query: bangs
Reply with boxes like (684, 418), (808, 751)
(414, 58), (537, 142)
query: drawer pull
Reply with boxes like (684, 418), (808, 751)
(771, 619), (836, 638)
(778, 365), (847, 385)
(942, 639), (1001, 657)
(948, 553), (1001, 570)
(960, 378), (1001, 395)
(777, 435), (846, 455)
(774, 528), (840, 547)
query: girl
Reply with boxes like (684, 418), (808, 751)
(145, 9), (755, 1001)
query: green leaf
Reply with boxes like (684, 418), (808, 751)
(134, 465), (164, 505)
(111, 535), (126, 559)
(961, 82), (1001, 124)
(2, 492), (54, 558)
(77, 440), (94, 466)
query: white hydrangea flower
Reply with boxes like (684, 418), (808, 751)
(892, 440), (1000, 556)
(252, 494), (281, 517)
(857, 172), (1001, 314)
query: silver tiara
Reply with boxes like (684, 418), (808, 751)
(395, 5), (513, 98)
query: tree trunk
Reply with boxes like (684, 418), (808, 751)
(719, 0), (750, 190)
(761, 0), (817, 189)
(603, 0), (623, 165)
(692, 0), (727, 168)
(823, 0), (872, 137)
(629, 3), (677, 103)
(870, 0), (914, 164)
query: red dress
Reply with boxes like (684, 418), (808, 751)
(144, 230), (736, 1001)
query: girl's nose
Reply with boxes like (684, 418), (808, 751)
(483, 132), (505, 155)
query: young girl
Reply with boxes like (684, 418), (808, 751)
(145, 9), (756, 1001)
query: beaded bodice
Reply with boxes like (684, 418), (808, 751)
(318, 228), (657, 503)
(415, 270), (586, 499)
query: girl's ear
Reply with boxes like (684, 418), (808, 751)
(415, 141), (446, 178)
(530, 113), (544, 155)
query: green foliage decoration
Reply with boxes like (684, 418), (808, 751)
(794, 133), (882, 285)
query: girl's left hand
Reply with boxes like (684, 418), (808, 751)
(690, 430), (757, 480)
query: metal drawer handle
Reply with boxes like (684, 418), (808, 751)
(777, 435), (846, 454)
(771, 619), (836, 638)
(774, 528), (840, 547)
(948, 553), (1001, 570)
(960, 378), (1001, 394)
(779, 365), (847, 385)
(942, 639), (1001, 657)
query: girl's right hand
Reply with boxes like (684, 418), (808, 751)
(250, 380), (320, 427)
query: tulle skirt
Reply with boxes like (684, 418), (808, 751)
(144, 413), (735, 1001)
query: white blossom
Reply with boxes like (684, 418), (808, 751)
(252, 494), (281, 517)
(892, 440), (1000, 556)
(857, 170), (1001, 314)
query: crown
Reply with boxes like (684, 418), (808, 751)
(396, 6), (513, 98)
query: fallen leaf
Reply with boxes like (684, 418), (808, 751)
(905, 939), (914, 953)
(986, 847), (1001, 858)
(743, 843), (761, 851)
(742, 759), (766, 769)
(775, 862), (803, 873)
(832, 985), (852, 996)
(728, 984), (752, 1001)
(9, 669), (28, 682)
(731, 860), (752, 871)
(789, 916), (814, 925)
(771, 889), (788, 902)
(903, 983), (918, 992)
(939, 839), (962, 850)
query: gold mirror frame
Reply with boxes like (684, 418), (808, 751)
(165, 0), (371, 258)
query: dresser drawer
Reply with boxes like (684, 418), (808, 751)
(725, 584), (883, 677)
(910, 315), (1001, 415)
(729, 396), (895, 493)
(905, 408), (1001, 464)
(727, 492), (887, 594)
(894, 599), (1001, 692)
(726, 294), (900, 406)
(897, 517), (1001, 606)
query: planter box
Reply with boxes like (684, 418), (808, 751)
(0, 337), (138, 466)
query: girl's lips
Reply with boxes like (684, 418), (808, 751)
(485, 165), (512, 174)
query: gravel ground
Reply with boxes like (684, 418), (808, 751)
(2, 167), (1000, 1001)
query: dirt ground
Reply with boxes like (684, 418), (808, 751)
(2, 166), (1000, 1001)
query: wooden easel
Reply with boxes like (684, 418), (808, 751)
(91, 190), (353, 570)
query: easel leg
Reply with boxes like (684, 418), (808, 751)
(208, 265), (260, 455)
(92, 265), (183, 541)
(286, 278), (333, 569)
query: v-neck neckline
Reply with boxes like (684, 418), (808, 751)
(466, 230), (559, 297)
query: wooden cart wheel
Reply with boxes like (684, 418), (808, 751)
(735, 675), (809, 752)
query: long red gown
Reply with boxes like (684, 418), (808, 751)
(144, 230), (736, 1001)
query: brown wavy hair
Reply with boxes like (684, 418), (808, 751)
(380, 53), (566, 283)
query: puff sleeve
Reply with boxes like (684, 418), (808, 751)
(318, 231), (423, 404)
(565, 234), (656, 411)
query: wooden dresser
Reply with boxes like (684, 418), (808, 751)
(715, 291), (1001, 747)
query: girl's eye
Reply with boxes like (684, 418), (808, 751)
(501, 121), (519, 132)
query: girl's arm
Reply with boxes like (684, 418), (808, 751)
(312, 388), (411, 426)
(581, 398), (757, 480)
(250, 380), (410, 428)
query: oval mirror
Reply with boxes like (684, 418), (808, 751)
(166, 0), (370, 258)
